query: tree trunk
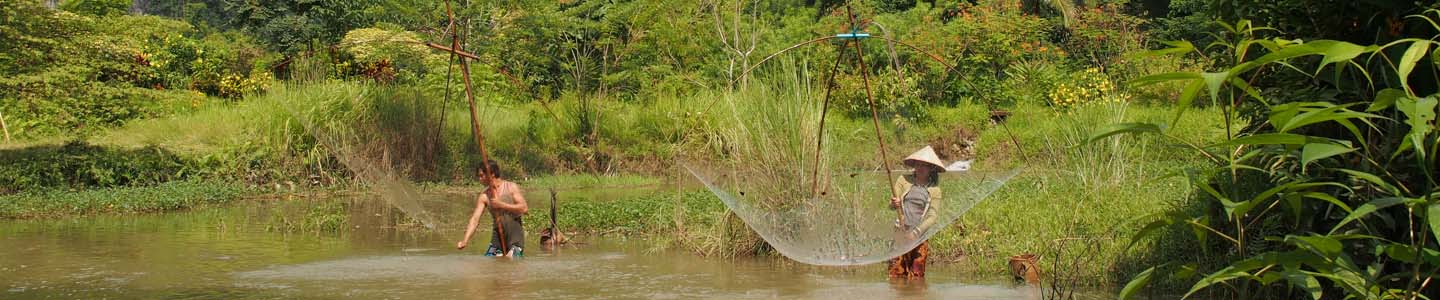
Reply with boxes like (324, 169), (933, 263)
(45, 0), (58, 9)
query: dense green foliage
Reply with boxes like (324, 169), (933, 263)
(0, 0), (274, 138)
(0, 141), (199, 194)
(1105, 16), (1440, 300)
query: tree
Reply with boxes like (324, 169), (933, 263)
(60, 0), (132, 16)
(706, 0), (765, 90)
(197, 0), (389, 53)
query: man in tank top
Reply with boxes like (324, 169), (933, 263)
(457, 160), (529, 257)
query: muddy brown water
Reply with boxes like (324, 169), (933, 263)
(1, 192), (1111, 299)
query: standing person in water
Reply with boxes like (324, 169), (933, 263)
(457, 160), (529, 257)
(888, 146), (944, 278)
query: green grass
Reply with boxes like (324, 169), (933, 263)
(522, 189), (754, 256)
(0, 180), (252, 219)
(926, 101), (1231, 285)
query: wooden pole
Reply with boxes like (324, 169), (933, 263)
(549, 189), (558, 234)
(0, 109), (11, 143)
(445, 0), (506, 254)
(810, 42), (848, 197)
(844, 6), (898, 202)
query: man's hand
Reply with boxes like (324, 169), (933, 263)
(889, 196), (900, 209)
(456, 240), (469, 250)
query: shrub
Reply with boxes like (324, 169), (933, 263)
(0, 141), (200, 194)
(340, 26), (445, 84)
(1044, 68), (1128, 110)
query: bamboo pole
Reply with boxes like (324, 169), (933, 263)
(445, 0), (506, 255)
(810, 42), (848, 197)
(0, 109), (10, 143)
(844, 6), (898, 202)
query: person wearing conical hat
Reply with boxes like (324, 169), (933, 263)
(887, 146), (945, 279)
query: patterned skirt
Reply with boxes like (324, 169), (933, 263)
(887, 241), (930, 278)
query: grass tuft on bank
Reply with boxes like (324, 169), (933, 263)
(0, 180), (252, 219)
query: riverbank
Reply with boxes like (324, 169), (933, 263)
(0, 83), (1227, 289)
(0, 180), (252, 219)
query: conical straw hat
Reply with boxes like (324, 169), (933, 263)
(903, 146), (947, 172)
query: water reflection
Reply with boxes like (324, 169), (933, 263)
(889, 277), (929, 300)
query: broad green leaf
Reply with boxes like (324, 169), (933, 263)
(1284, 192), (1304, 222)
(1237, 40), (1330, 73)
(1269, 103), (1302, 131)
(1331, 197), (1409, 233)
(1130, 72), (1201, 88)
(1335, 169), (1402, 195)
(1174, 263), (1199, 279)
(1127, 211), (1182, 250)
(1226, 76), (1267, 105)
(1282, 271), (1324, 300)
(1130, 40), (1195, 60)
(1194, 180), (1240, 217)
(1316, 41), (1367, 73)
(1286, 235), (1342, 256)
(1087, 123), (1162, 144)
(1118, 266), (1157, 300)
(1388, 243), (1440, 266)
(1184, 268), (1252, 299)
(1368, 88), (1407, 112)
(1248, 181), (1303, 204)
(1398, 41), (1432, 93)
(1300, 192), (1353, 213)
(1301, 142), (1355, 167)
(1241, 181), (1338, 217)
(1201, 72), (1229, 107)
(1215, 133), (1313, 147)
(1385, 243), (1420, 264)
(1189, 215), (1210, 250)
(1397, 95), (1437, 158)
(1172, 80), (1206, 126)
(1430, 201), (1440, 245)
(1278, 103), (1380, 136)
(1184, 258), (1269, 299)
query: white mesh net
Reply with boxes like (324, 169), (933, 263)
(682, 82), (1017, 266)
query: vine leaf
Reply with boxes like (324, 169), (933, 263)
(1119, 266), (1158, 300)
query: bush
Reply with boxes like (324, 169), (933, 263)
(60, 0), (131, 16)
(0, 141), (200, 194)
(1044, 68), (1128, 110)
(0, 2), (273, 139)
(340, 26), (445, 84)
(148, 30), (275, 99)
(1059, 4), (1148, 68)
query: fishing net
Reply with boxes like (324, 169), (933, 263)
(281, 85), (447, 230)
(682, 76), (1017, 266)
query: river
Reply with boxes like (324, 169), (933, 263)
(1, 192), (1095, 299)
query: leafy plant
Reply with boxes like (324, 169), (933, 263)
(1102, 17), (1440, 300)
(1045, 68), (1127, 110)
